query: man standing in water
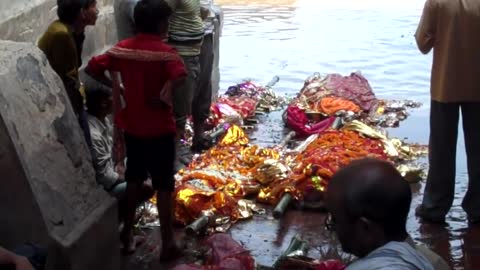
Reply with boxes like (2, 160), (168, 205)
(191, 0), (216, 153)
(38, 0), (99, 147)
(415, 0), (480, 224)
(164, 0), (213, 168)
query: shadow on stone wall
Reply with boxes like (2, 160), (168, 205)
(0, 39), (120, 270)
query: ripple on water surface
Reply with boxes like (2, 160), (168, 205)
(216, 0), (474, 268)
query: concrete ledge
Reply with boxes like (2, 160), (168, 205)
(47, 197), (120, 270)
(0, 40), (120, 270)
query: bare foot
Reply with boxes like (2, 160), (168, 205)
(121, 235), (146, 255)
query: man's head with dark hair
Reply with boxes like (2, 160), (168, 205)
(57, 0), (98, 26)
(86, 86), (112, 118)
(325, 158), (411, 258)
(134, 0), (172, 36)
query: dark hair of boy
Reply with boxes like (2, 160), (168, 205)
(57, 0), (96, 24)
(86, 88), (111, 116)
(134, 0), (173, 34)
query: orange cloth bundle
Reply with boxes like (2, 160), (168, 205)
(258, 130), (389, 204)
(174, 125), (281, 224)
(318, 97), (361, 115)
(175, 178), (241, 225)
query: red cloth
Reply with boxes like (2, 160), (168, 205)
(172, 233), (255, 270)
(87, 34), (187, 137)
(315, 260), (346, 270)
(286, 105), (335, 137)
(324, 72), (377, 111)
(217, 96), (258, 119)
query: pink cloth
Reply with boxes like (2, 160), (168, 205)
(286, 105), (335, 137)
(172, 233), (255, 270)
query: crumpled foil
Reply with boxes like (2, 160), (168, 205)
(238, 199), (266, 218)
(174, 178), (240, 225)
(366, 99), (422, 128)
(136, 202), (159, 228)
(226, 79), (287, 112)
(342, 120), (428, 161)
(255, 159), (290, 185)
(219, 125), (250, 146)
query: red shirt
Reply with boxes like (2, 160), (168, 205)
(88, 34), (186, 137)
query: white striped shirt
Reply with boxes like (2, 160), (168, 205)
(165, 0), (205, 56)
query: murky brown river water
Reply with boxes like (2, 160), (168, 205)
(216, 0), (476, 269)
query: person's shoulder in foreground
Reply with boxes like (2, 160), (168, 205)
(325, 158), (437, 270)
(405, 237), (451, 270)
(346, 241), (437, 270)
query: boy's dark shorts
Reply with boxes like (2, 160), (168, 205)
(124, 133), (176, 192)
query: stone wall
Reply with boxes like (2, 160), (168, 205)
(0, 40), (120, 269)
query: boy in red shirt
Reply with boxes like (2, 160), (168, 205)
(86, 0), (186, 259)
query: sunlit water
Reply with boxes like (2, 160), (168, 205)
(216, 0), (473, 268)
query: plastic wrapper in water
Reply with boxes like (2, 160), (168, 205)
(273, 235), (310, 269)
